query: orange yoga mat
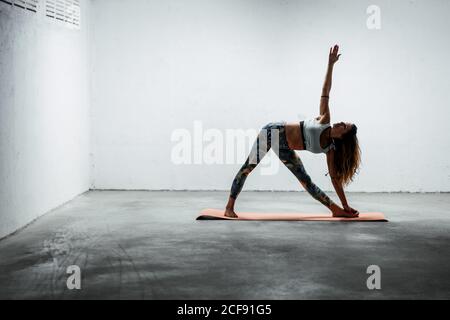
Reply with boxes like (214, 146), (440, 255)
(197, 209), (388, 222)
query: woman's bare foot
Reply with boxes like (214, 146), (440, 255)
(224, 197), (238, 218)
(224, 208), (238, 218)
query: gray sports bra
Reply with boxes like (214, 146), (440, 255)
(301, 118), (335, 154)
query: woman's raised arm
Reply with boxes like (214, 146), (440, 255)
(318, 45), (341, 124)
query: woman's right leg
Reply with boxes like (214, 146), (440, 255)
(225, 124), (273, 217)
(224, 159), (258, 217)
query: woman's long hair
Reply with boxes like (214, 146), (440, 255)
(333, 125), (361, 186)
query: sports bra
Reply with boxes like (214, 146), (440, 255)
(301, 118), (335, 154)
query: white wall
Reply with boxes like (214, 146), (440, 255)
(91, 0), (448, 193)
(0, 0), (92, 238)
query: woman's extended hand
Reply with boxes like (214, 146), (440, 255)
(329, 45), (341, 65)
(331, 203), (359, 218)
(343, 204), (359, 215)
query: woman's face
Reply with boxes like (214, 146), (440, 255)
(332, 122), (353, 138)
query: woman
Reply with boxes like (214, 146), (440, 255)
(224, 45), (361, 218)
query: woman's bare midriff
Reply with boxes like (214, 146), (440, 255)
(284, 123), (305, 151)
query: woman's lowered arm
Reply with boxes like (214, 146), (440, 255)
(327, 149), (359, 215)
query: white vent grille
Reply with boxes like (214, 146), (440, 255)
(45, 0), (80, 27)
(0, 0), (39, 13)
(0, 0), (80, 28)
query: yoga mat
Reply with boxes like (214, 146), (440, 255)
(197, 209), (388, 222)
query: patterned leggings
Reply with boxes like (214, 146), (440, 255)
(230, 122), (334, 208)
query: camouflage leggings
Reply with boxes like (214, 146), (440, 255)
(229, 122), (334, 208)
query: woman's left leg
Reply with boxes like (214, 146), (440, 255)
(276, 149), (335, 209)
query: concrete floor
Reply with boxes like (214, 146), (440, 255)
(0, 191), (449, 300)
